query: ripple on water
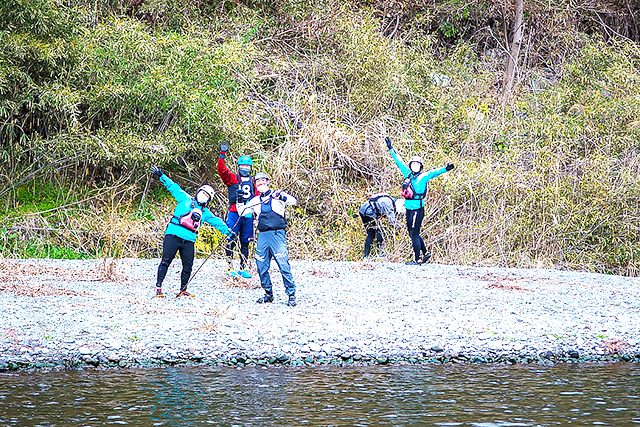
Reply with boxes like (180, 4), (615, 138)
(0, 363), (638, 425)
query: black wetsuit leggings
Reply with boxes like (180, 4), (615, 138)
(226, 240), (249, 270)
(360, 214), (383, 257)
(156, 234), (195, 292)
(406, 206), (427, 261)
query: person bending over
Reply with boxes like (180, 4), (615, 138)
(359, 192), (404, 258)
(386, 137), (454, 265)
(151, 165), (235, 297)
(238, 172), (298, 307)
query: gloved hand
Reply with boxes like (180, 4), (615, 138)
(445, 163), (454, 171)
(236, 188), (245, 202)
(150, 165), (163, 178)
(220, 141), (229, 159)
(228, 230), (238, 240)
(385, 136), (392, 150)
(272, 190), (285, 201)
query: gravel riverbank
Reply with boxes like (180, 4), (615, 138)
(1, 258), (639, 370)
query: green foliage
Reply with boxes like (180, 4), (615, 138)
(0, 0), (638, 276)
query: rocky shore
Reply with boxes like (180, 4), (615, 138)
(1, 258), (639, 371)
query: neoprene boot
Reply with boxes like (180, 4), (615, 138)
(257, 293), (274, 303)
(287, 294), (296, 307)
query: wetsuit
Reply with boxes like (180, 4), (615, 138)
(239, 190), (297, 297)
(217, 156), (258, 271)
(156, 174), (231, 292)
(389, 148), (450, 262)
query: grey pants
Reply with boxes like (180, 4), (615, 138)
(255, 229), (295, 296)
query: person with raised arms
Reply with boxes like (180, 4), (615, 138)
(150, 165), (235, 298)
(385, 137), (454, 265)
(238, 172), (298, 307)
(217, 142), (259, 279)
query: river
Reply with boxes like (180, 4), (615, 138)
(1, 363), (639, 425)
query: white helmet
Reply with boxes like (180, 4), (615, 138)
(254, 172), (270, 182)
(254, 172), (270, 194)
(394, 198), (406, 215)
(196, 184), (214, 206)
(409, 155), (423, 173)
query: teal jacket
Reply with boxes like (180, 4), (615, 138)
(160, 174), (231, 242)
(390, 147), (449, 210)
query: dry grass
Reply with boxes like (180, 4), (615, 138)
(478, 273), (533, 291)
(309, 267), (340, 277)
(220, 276), (261, 290)
(0, 260), (133, 296)
(0, 281), (93, 297)
(194, 321), (218, 333)
(602, 338), (630, 354)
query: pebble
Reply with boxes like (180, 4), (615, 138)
(0, 258), (639, 369)
(309, 343), (322, 353)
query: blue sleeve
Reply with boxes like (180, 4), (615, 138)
(202, 208), (231, 236)
(423, 166), (449, 182)
(159, 174), (190, 203)
(414, 167), (449, 193)
(389, 148), (410, 178)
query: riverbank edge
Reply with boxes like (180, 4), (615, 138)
(2, 350), (640, 372)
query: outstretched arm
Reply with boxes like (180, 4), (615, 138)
(150, 166), (190, 203)
(423, 164), (454, 182)
(386, 137), (411, 178)
(202, 209), (232, 236)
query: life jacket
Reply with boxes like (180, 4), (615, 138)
(257, 196), (287, 231)
(401, 174), (427, 201)
(228, 175), (256, 207)
(368, 194), (391, 218)
(171, 200), (203, 233)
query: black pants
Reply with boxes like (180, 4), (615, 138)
(360, 214), (383, 257)
(406, 206), (426, 261)
(156, 234), (195, 292)
(225, 239), (249, 270)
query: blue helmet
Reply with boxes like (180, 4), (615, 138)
(237, 156), (253, 167)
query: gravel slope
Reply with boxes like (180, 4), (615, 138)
(1, 258), (639, 369)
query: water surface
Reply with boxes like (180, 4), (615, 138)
(1, 363), (639, 425)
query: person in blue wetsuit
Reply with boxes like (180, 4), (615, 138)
(385, 137), (454, 265)
(150, 165), (235, 298)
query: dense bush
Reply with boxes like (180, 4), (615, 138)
(1, 0), (638, 275)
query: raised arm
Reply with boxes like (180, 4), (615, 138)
(386, 137), (410, 178)
(150, 166), (190, 203)
(217, 142), (239, 186)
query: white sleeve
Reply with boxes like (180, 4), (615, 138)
(281, 191), (297, 206)
(239, 196), (260, 216)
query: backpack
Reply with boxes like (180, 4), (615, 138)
(368, 194), (389, 218)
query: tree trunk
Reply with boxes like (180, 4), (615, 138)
(503, 0), (525, 100)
